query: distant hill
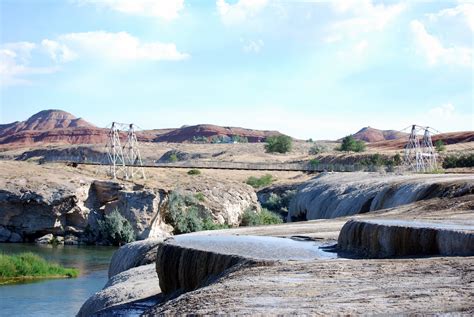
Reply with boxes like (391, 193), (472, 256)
(0, 110), (287, 147)
(369, 131), (474, 150)
(154, 124), (284, 143)
(350, 127), (408, 143)
(0, 110), (106, 146)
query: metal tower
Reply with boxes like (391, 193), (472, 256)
(104, 122), (146, 180)
(403, 125), (438, 172)
(123, 124), (146, 180)
(420, 127), (437, 171)
(105, 122), (127, 179)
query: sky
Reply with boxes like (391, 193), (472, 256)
(0, 0), (473, 140)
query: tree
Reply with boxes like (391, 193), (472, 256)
(435, 140), (446, 152)
(265, 135), (293, 153)
(339, 135), (366, 152)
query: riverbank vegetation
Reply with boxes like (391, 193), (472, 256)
(442, 153), (474, 168)
(240, 208), (284, 226)
(246, 174), (274, 188)
(0, 252), (79, 284)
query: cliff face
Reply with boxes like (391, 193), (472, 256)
(289, 173), (474, 221)
(0, 162), (260, 243)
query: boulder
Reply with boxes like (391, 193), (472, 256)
(35, 233), (54, 244)
(77, 264), (160, 317)
(104, 189), (172, 240)
(64, 235), (79, 245)
(108, 239), (164, 278)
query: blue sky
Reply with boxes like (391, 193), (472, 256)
(0, 0), (472, 139)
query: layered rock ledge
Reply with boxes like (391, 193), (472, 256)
(289, 173), (474, 221)
(156, 235), (336, 294)
(338, 219), (474, 258)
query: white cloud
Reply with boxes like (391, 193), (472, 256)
(241, 39), (264, 54)
(41, 39), (77, 63)
(216, 0), (269, 25)
(0, 42), (59, 86)
(75, 0), (184, 21)
(427, 3), (474, 32)
(428, 103), (455, 118)
(51, 31), (189, 61)
(328, 0), (406, 41)
(410, 20), (472, 67)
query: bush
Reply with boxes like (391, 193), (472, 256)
(339, 135), (366, 152)
(262, 190), (296, 213)
(240, 208), (283, 227)
(187, 169), (201, 176)
(194, 192), (205, 201)
(167, 191), (230, 234)
(309, 143), (328, 155)
(265, 135), (293, 153)
(442, 153), (474, 169)
(98, 209), (136, 246)
(309, 158), (320, 169)
(246, 174), (274, 188)
(435, 140), (446, 152)
(232, 135), (248, 143)
(169, 153), (178, 163)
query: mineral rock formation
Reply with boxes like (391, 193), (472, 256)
(289, 173), (474, 221)
(77, 264), (160, 317)
(338, 219), (474, 258)
(108, 239), (164, 278)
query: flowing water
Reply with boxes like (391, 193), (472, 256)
(0, 243), (117, 317)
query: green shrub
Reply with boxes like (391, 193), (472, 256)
(246, 174), (274, 188)
(169, 153), (178, 163)
(167, 191), (230, 234)
(98, 209), (136, 246)
(442, 153), (474, 169)
(309, 158), (320, 169)
(265, 135), (293, 153)
(0, 252), (79, 280)
(309, 143), (328, 155)
(339, 135), (366, 152)
(393, 153), (402, 166)
(231, 135), (248, 143)
(435, 140), (446, 152)
(240, 208), (283, 227)
(202, 219), (231, 231)
(187, 169), (201, 176)
(262, 190), (296, 213)
(194, 192), (205, 202)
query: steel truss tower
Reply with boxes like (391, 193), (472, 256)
(404, 125), (437, 172)
(104, 122), (146, 180)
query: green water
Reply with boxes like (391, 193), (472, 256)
(0, 243), (117, 317)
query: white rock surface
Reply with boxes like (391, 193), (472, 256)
(77, 264), (160, 317)
(289, 173), (474, 221)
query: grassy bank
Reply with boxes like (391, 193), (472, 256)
(0, 252), (79, 284)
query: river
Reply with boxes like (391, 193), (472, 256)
(0, 243), (117, 317)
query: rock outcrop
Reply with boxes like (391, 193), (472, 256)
(0, 161), (260, 243)
(108, 239), (163, 278)
(77, 264), (160, 317)
(289, 173), (474, 221)
(338, 219), (474, 258)
(176, 181), (260, 226)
